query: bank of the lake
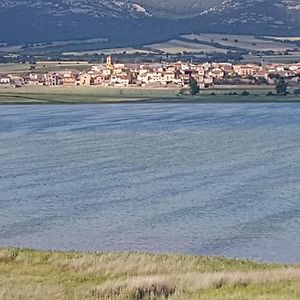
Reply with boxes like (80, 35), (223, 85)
(1, 85), (300, 104)
(1, 248), (300, 300)
(0, 86), (180, 104)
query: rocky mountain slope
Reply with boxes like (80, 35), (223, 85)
(1, 0), (300, 43)
(1, 0), (151, 18)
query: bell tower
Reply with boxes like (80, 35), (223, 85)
(106, 55), (113, 69)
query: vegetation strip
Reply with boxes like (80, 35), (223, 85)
(1, 89), (300, 105)
(1, 248), (300, 299)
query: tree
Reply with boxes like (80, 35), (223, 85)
(241, 91), (250, 96)
(276, 77), (288, 95)
(189, 76), (200, 95)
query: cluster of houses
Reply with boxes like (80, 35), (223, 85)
(1, 56), (300, 88)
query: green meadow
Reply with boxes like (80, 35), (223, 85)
(0, 248), (299, 299)
(0, 85), (300, 104)
(0, 86), (181, 104)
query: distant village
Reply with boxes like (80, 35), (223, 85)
(1, 56), (300, 89)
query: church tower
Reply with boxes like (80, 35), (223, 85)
(106, 55), (113, 69)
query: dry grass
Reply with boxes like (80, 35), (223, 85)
(0, 248), (300, 299)
(147, 39), (227, 54)
(266, 36), (300, 42)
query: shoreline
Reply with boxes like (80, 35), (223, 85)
(1, 247), (299, 299)
(1, 85), (300, 104)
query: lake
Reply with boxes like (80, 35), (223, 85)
(0, 103), (299, 263)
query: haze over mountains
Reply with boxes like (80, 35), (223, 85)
(1, 0), (300, 43)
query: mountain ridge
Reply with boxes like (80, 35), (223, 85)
(1, 1), (300, 43)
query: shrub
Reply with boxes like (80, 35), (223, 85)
(189, 76), (200, 95)
(276, 77), (288, 95)
(241, 91), (250, 96)
(135, 283), (176, 300)
(179, 88), (190, 95)
(294, 89), (300, 95)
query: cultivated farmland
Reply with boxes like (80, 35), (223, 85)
(181, 34), (297, 52)
(146, 39), (228, 54)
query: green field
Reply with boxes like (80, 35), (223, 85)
(242, 54), (300, 64)
(0, 63), (32, 73)
(0, 86), (182, 104)
(146, 39), (228, 54)
(182, 34), (296, 52)
(145, 34), (299, 55)
(0, 85), (300, 104)
(2, 33), (299, 58)
(63, 47), (155, 56)
(0, 248), (299, 300)
(0, 62), (93, 75)
(0, 38), (109, 55)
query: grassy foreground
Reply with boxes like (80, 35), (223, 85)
(1, 248), (299, 300)
(0, 86), (181, 104)
(1, 86), (300, 104)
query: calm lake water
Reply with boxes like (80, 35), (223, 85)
(0, 103), (299, 263)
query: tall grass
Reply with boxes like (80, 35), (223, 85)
(1, 248), (300, 299)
